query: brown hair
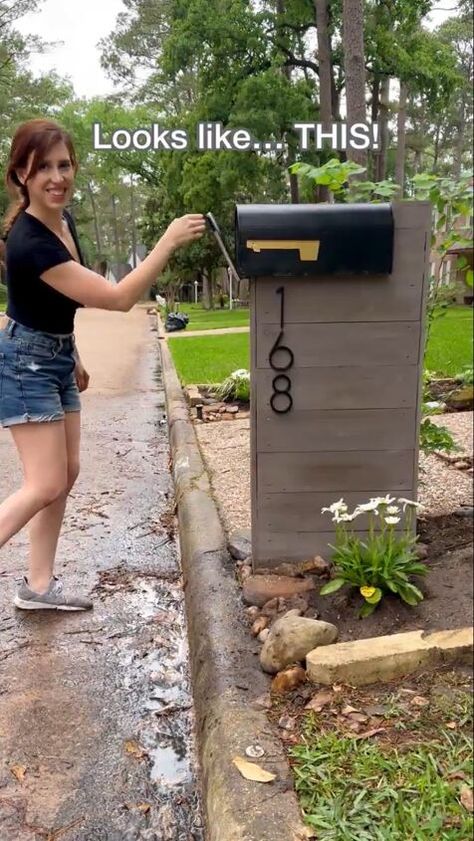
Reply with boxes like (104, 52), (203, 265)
(3, 119), (78, 237)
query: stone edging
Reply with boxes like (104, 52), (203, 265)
(156, 312), (312, 841)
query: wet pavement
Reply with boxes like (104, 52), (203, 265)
(0, 307), (204, 841)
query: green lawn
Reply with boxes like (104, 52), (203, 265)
(168, 305), (472, 385)
(0, 285), (7, 308)
(168, 333), (249, 384)
(289, 670), (473, 840)
(425, 306), (473, 377)
(172, 303), (249, 331)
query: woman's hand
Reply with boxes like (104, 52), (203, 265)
(163, 214), (206, 250)
(75, 359), (90, 393)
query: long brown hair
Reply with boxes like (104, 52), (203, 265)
(3, 119), (78, 237)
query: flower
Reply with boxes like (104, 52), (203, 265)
(386, 505), (400, 515)
(370, 495), (396, 506)
(334, 512), (355, 523)
(354, 501), (380, 514)
(321, 498), (348, 515)
(231, 369), (250, 379)
(397, 498), (424, 511)
(385, 516), (401, 525)
(360, 586), (376, 599)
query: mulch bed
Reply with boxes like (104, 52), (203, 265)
(304, 512), (473, 642)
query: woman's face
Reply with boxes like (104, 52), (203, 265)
(18, 141), (75, 212)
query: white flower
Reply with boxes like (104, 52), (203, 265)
(321, 498), (347, 515)
(334, 512), (355, 523)
(231, 369), (250, 379)
(385, 516), (401, 525)
(397, 498), (424, 511)
(386, 505), (400, 515)
(370, 495), (396, 506)
(354, 501), (380, 514)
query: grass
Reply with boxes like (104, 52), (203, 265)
(167, 332), (249, 384)
(0, 284), (7, 308)
(281, 670), (474, 841)
(425, 306), (473, 377)
(169, 303), (249, 331)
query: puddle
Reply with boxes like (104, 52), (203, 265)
(150, 743), (190, 785)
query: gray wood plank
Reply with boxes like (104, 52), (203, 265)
(253, 528), (407, 566)
(257, 450), (415, 493)
(392, 201), (432, 230)
(256, 322), (420, 368)
(256, 366), (419, 411)
(256, 408), (417, 452)
(256, 228), (426, 323)
(259, 491), (412, 532)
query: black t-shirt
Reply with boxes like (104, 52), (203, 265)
(5, 209), (86, 334)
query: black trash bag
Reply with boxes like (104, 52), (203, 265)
(165, 312), (189, 332)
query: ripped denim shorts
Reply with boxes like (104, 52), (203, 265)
(0, 318), (81, 428)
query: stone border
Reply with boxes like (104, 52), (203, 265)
(307, 627), (474, 686)
(157, 313), (312, 841)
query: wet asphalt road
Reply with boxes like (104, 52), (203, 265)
(0, 307), (203, 841)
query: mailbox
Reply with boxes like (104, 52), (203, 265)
(235, 201), (432, 569)
(235, 203), (394, 277)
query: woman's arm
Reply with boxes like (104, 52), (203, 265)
(39, 215), (205, 312)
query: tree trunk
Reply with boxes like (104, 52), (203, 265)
(87, 181), (102, 256)
(453, 94), (466, 179)
(342, 0), (367, 169)
(375, 75), (390, 181)
(130, 175), (137, 268)
(395, 80), (407, 194)
(202, 269), (214, 309)
(277, 0), (299, 203)
(314, 0), (333, 201)
(111, 195), (120, 265)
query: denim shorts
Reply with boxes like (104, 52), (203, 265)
(0, 318), (81, 427)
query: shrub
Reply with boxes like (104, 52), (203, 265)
(214, 368), (250, 402)
(320, 497), (427, 617)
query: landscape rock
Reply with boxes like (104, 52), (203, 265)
(306, 556), (331, 576)
(228, 529), (252, 560)
(260, 610), (338, 674)
(258, 628), (271, 643)
(271, 665), (307, 694)
(261, 597), (280, 618)
(242, 575), (315, 608)
(184, 385), (202, 407)
(415, 542), (429, 560)
(454, 460), (471, 470)
(277, 596), (309, 615)
(454, 506), (474, 519)
(244, 605), (260, 622)
(251, 616), (269, 637)
(238, 564), (252, 584)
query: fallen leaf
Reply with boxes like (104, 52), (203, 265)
(232, 755), (276, 783)
(305, 689), (333, 712)
(410, 695), (430, 708)
(251, 693), (272, 709)
(460, 787), (473, 813)
(278, 715), (296, 731)
(347, 712), (369, 724)
(352, 727), (386, 740)
(446, 721), (457, 730)
(341, 704), (359, 715)
(124, 802), (151, 814)
(448, 771), (468, 782)
(10, 765), (26, 782)
(364, 704), (388, 717)
(124, 740), (147, 760)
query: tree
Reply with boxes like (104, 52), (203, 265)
(342, 0), (367, 168)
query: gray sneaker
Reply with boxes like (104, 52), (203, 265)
(14, 576), (93, 611)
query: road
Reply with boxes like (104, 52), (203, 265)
(0, 306), (203, 841)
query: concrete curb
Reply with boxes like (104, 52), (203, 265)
(157, 314), (312, 841)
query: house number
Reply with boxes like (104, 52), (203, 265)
(269, 286), (294, 414)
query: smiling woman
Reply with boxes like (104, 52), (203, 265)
(0, 117), (206, 612)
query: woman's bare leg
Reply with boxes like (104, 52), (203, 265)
(26, 412), (81, 592)
(0, 420), (68, 555)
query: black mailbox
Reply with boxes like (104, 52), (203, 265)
(235, 203), (394, 277)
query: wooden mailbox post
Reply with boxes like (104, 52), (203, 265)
(235, 202), (432, 569)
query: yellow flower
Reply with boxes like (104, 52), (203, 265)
(360, 586), (376, 599)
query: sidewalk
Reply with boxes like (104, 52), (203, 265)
(165, 325), (250, 338)
(0, 308), (203, 841)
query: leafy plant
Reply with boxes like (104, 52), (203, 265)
(214, 368), (250, 402)
(455, 366), (474, 385)
(320, 497), (427, 617)
(419, 417), (459, 456)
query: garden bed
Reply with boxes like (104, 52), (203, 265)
(302, 511), (473, 642)
(267, 666), (473, 839)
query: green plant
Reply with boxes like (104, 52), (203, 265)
(419, 417), (459, 455)
(214, 368), (250, 402)
(320, 497), (427, 617)
(455, 366), (474, 385)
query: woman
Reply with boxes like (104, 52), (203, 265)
(0, 118), (205, 611)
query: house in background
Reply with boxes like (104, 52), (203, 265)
(106, 262), (131, 284)
(127, 244), (148, 269)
